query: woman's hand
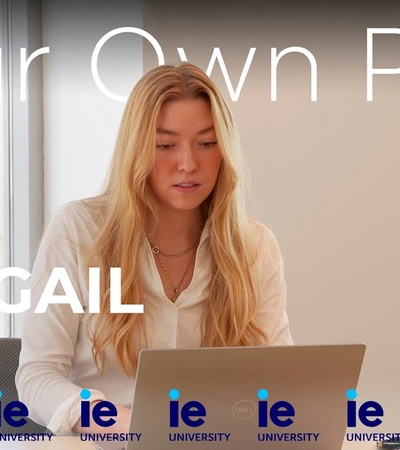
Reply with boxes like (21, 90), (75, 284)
(110, 405), (132, 433)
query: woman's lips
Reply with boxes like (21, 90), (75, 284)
(173, 182), (200, 193)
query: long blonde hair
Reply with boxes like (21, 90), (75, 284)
(86, 63), (267, 376)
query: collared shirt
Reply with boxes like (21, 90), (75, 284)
(16, 199), (292, 435)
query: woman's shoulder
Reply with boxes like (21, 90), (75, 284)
(247, 217), (283, 268)
(58, 196), (104, 221)
(45, 196), (106, 243)
(247, 217), (279, 247)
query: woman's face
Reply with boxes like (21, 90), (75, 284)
(148, 97), (223, 216)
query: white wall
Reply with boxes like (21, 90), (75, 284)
(42, 0), (143, 221)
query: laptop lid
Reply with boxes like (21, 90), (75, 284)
(124, 344), (365, 449)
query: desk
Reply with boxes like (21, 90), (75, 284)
(0, 437), (378, 449)
(0, 437), (92, 449)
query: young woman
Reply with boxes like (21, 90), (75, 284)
(16, 63), (292, 435)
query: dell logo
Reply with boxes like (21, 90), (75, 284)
(232, 400), (256, 420)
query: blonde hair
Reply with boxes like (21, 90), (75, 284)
(86, 63), (267, 376)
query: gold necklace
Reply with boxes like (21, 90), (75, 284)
(147, 238), (197, 258)
(147, 235), (201, 302)
(154, 249), (196, 302)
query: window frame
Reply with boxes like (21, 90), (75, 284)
(1, 0), (44, 337)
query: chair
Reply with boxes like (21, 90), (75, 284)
(0, 337), (48, 434)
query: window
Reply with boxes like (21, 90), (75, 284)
(0, 0), (44, 337)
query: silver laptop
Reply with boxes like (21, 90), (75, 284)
(94, 344), (366, 450)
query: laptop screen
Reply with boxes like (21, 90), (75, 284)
(122, 344), (365, 450)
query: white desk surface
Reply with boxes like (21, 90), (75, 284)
(0, 437), (378, 449)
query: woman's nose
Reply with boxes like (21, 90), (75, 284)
(177, 145), (199, 173)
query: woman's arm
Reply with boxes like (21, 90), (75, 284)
(16, 203), (108, 434)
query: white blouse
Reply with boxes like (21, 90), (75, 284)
(16, 200), (292, 435)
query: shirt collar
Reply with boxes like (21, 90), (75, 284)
(199, 221), (210, 246)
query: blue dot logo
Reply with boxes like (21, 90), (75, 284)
(169, 389), (180, 400)
(258, 389), (269, 400)
(347, 389), (357, 400)
(80, 389), (91, 400)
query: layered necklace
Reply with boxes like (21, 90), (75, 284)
(147, 235), (200, 302)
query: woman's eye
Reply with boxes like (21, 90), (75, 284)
(156, 144), (174, 150)
(200, 141), (217, 148)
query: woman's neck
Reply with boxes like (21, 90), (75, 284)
(148, 209), (204, 254)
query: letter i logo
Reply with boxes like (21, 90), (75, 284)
(80, 389), (92, 427)
(168, 388), (206, 428)
(257, 388), (295, 428)
(80, 388), (117, 428)
(346, 388), (357, 427)
(169, 389), (180, 427)
(258, 389), (269, 427)
(346, 388), (384, 428)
